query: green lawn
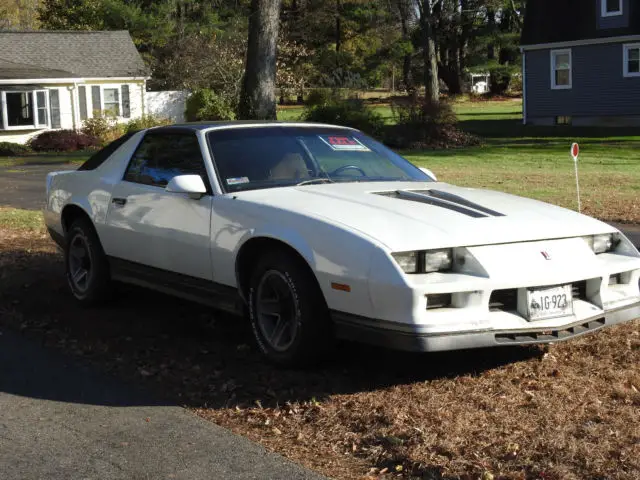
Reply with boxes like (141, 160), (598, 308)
(406, 100), (640, 223)
(276, 98), (523, 124)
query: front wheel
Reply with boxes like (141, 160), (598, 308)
(64, 218), (112, 306)
(248, 250), (333, 367)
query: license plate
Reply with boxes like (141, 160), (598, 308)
(526, 284), (573, 321)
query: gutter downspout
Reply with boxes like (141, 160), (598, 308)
(141, 79), (147, 116)
(521, 47), (527, 125)
(68, 83), (78, 131)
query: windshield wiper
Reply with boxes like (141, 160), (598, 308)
(296, 178), (334, 186)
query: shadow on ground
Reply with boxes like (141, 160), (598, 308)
(0, 240), (544, 410)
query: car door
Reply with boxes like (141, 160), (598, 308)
(101, 130), (214, 281)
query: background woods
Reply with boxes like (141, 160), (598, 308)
(1, 0), (525, 116)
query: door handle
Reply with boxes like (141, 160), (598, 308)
(111, 197), (127, 207)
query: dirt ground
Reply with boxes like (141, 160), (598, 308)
(1, 228), (638, 480)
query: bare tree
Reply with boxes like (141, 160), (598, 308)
(238, 0), (283, 120)
(416, 0), (441, 103)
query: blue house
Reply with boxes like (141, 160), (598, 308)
(521, 0), (640, 126)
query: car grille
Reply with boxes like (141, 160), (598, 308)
(489, 280), (590, 313)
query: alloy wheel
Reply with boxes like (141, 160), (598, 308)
(68, 233), (92, 293)
(255, 270), (299, 352)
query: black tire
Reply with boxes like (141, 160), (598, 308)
(248, 249), (333, 367)
(64, 217), (112, 306)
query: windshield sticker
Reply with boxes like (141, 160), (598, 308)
(226, 176), (250, 186)
(319, 135), (371, 152)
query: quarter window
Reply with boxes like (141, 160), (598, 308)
(602, 0), (622, 17)
(551, 49), (572, 89)
(623, 44), (640, 77)
(124, 133), (209, 190)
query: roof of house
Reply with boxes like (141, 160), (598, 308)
(0, 58), (77, 79)
(522, 0), (640, 46)
(0, 31), (148, 80)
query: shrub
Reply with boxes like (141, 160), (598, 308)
(126, 114), (173, 133)
(185, 89), (236, 122)
(81, 115), (126, 145)
(301, 98), (385, 137)
(29, 130), (100, 152)
(0, 141), (32, 156)
(387, 97), (480, 149)
(305, 88), (331, 107)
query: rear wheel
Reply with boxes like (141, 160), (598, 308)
(248, 249), (333, 366)
(64, 218), (112, 305)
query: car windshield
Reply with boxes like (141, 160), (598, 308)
(206, 126), (432, 192)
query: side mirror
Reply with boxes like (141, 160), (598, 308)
(166, 174), (207, 199)
(419, 167), (437, 181)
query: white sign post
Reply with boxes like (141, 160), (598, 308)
(571, 143), (581, 213)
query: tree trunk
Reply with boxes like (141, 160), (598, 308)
(238, 0), (283, 120)
(487, 8), (496, 61)
(420, 0), (439, 104)
(335, 0), (342, 66)
(459, 0), (471, 74)
(397, 0), (414, 92)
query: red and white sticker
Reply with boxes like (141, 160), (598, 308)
(319, 135), (371, 152)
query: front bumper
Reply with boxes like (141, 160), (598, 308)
(332, 300), (640, 352)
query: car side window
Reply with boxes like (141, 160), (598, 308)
(124, 132), (209, 189)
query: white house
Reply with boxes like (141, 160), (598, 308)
(0, 31), (150, 144)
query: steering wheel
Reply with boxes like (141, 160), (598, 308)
(329, 165), (367, 177)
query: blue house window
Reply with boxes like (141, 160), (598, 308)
(623, 44), (640, 77)
(551, 49), (572, 89)
(602, 0), (622, 17)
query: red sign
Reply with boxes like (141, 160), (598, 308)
(571, 143), (579, 159)
(327, 136), (358, 146)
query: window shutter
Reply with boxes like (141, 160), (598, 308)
(91, 86), (101, 115)
(78, 86), (88, 121)
(121, 85), (130, 118)
(0, 94), (3, 129)
(49, 89), (61, 128)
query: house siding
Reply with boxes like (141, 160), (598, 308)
(84, 81), (144, 122)
(597, 0), (630, 30)
(0, 80), (145, 144)
(0, 86), (75, 144)
(525, 41), (640, 124)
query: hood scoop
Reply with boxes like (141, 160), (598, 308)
(374, 189), (506, 218)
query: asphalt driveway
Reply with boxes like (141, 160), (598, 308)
(0, 328), (324, 480)
(0, 164), (77, 210)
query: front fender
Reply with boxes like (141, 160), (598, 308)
(211, 197), (382, 318)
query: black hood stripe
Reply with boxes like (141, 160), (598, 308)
(425, 189), (506, 217)
(392, 190), (489, 218)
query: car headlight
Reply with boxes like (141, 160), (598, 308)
(392, 249), (453, 274)
(583, 233), (620, 254)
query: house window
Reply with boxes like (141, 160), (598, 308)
(0, 90), (50, 130)
(623, 44), (640, 77)
(602, 0), (622, 17)
(103, 88), (120, 116)
(36, 91), (48, 126)
(556, 116), (572, 125)
(87, 85), (130, 118)
(551, 49), (572, 89)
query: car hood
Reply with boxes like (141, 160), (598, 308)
(233, 181), (615, 251)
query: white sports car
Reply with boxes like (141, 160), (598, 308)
(44, 122), (640, 365)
